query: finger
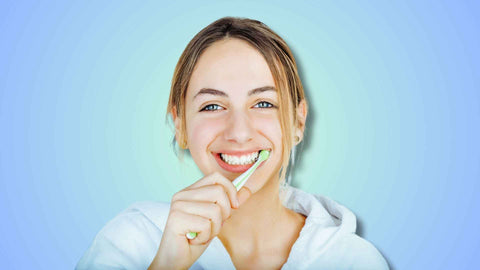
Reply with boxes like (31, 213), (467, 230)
(171, 200), (223, 237)
(168, 210), (212, 245)
(186, 172), (239, 208)
(237, 186), (252, 206)
(173, 184), (232, 221)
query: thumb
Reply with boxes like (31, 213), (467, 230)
(237, 186), (252, 206)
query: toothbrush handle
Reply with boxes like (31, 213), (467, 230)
(232, 154), (265, 190)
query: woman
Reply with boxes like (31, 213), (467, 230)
(77, 17), (389, 270)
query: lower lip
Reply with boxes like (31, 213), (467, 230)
(214, 153), (263, 173)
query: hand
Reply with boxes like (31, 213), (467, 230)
(148, 172), (242, 270)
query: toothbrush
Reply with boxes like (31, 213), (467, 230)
(185, 150), (270, 240)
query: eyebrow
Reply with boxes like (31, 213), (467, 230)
(193, 86), (276, 99)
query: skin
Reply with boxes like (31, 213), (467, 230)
(173, 38), (307, 269)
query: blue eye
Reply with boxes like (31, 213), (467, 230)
(200, 104), (223, 112)
(254, 101), (275, 108)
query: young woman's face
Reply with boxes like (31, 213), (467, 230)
(182, 38), (284, 192)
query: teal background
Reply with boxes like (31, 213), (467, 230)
(1, 1), (479, 269)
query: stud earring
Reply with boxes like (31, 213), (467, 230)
(178, 135), (188, 149)
(181, 139), (188, 149)
(294, 135), (300, 143)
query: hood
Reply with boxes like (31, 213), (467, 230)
(280, 185), (357, 268)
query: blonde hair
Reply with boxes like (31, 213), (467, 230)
(167, 16), (307, 186)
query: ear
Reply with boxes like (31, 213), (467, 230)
(171, 106), (187, 149)
(293, 99), (308, 145)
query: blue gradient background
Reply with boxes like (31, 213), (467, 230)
(1, 1), (479, 269)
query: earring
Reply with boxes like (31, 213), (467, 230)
(178, 135), (188, 149)
(181, 139), (188, 149)
(294, 135), (300, 143)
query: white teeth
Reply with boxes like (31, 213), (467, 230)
(220, 152), (259, 165)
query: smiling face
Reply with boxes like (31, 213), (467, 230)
(180, 38), (284, 192)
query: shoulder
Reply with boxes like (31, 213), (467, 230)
(100, 201), (171, 242)
(93, 201), (171, 248)
(323, 233), (389, 270)
(334, 233), (388, 269)
(76, 201), (171, 270)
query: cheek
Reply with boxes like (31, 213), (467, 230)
(253, 116), (284, 168)
(187, 116), (225, 150)
(252, 116), (283, 145)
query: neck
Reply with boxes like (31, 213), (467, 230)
(218, 175), (289, 254)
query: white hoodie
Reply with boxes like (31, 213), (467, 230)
(76, 185), (389, 269)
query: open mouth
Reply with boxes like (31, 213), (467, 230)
(213, 150), (268, 173)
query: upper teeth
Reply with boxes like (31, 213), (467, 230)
(221, 152), (259, 165)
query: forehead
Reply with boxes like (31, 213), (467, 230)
(187, 38), (275, 97)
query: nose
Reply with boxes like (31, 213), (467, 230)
(223, 110), (254, 144)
